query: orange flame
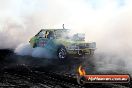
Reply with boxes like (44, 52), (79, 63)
(78, 65), (86, 76)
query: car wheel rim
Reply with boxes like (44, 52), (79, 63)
(58, 48), (66, 59)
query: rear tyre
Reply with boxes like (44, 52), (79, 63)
(57, 46), (67, 61)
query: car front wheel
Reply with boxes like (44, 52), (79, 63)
(57, 46), (67, 60)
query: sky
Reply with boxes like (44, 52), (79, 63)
(0, 0), (128, 29)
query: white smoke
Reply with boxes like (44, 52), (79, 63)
(14, 43), (33, 56)
(15, 43), (54, 59)
(0, 0), (132, 75)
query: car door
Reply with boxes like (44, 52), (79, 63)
(36, 30), (49, 47)
(36, 30), (56, 51)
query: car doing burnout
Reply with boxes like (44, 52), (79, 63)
(29, 27), (96, 60)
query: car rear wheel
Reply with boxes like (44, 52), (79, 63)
(57, 46), (67, 60)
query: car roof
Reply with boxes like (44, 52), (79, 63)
(36, 29), (70, 36)
(40, 29), (70, 31)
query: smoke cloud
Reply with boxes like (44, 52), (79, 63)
(0, 0), (132, 75)
(15, 43), (54, 59)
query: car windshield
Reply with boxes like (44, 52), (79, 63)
(38, 31), (45, 37)
(72, 33), (85, 41)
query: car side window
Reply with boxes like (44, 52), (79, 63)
(47, 31), (55, 39)
(37, 30), (55, 39)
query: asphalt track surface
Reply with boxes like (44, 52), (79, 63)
(0, 49), (131, 88)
